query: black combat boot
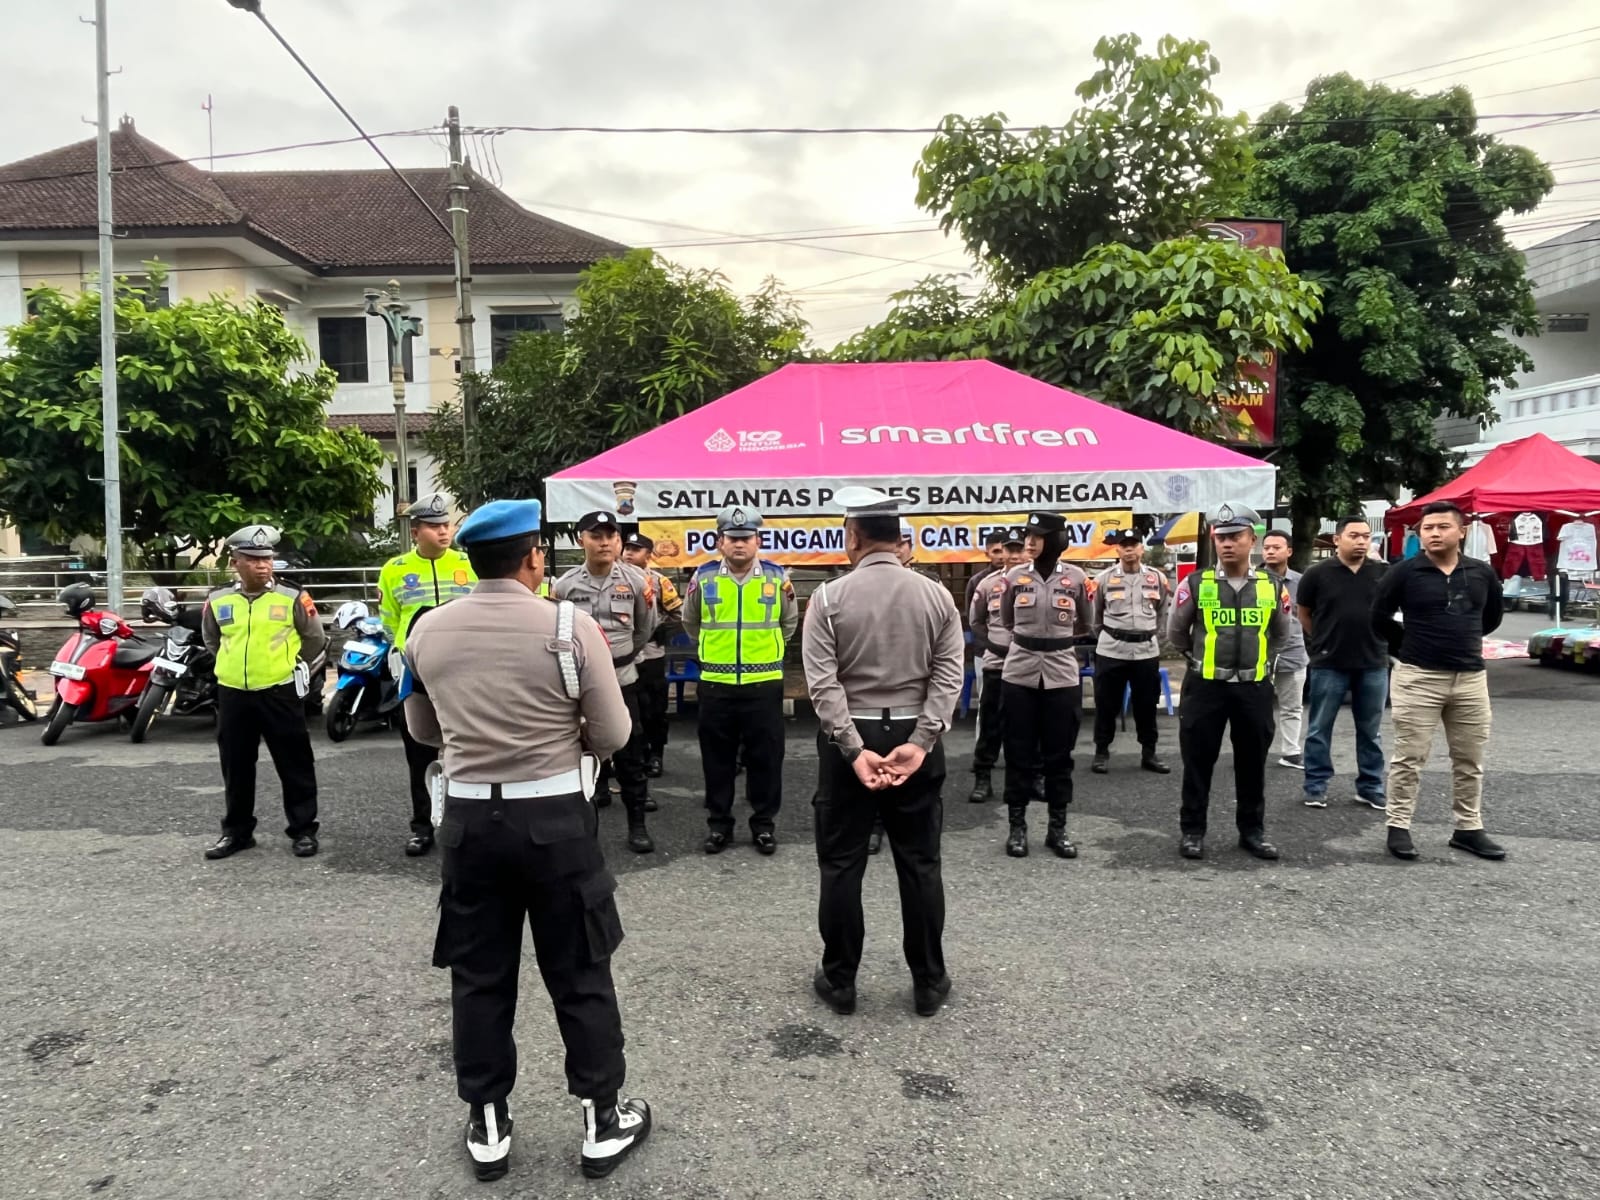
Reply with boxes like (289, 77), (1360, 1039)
(1090, 748), (1110, 774)
(967, 769), (993, 804)
(627, 817), (654, 854)
(1005, 806), (1028, 857)
(1044, 806), (1077, 859)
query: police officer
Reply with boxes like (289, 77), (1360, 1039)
(1090, 530), (1172, 775)
(620, 531), (682, 778)
(201, 525), (327, 860)
(378, 492), (477, 856)
(1167, 503), (1294, 861)
(555, 511), (659, 852)
(993, 512), (1091, 859)
(802, 487), (964, 1018)
(965, 526), (1027, 803)
(964, 527), (1012, 618)
(683, 506), (798, 855)
(404, 499), (651, 1183)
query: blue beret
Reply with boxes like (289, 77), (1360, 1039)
(456, 499), (543, 547)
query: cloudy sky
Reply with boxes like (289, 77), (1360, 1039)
(3, 0), (1596, 344)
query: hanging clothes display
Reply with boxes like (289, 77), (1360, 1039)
(1556, 519), (1598, 573)
(1403, 529), (1421, 559)
(1464, 519), (1498, 562)
(1502, 511), (1546, 580)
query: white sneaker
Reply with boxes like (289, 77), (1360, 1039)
(581, 1096), (652, 1179)
(1303, 794), (1328, 808)
(465, 1102), (512, 1182)
(1278, 754), (1304, 770)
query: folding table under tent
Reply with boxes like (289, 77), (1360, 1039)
(545, 361), (1275, 528)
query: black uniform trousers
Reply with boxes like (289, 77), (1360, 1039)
(813, 718), (947, 990)
(635, 656), (670, 756)
(972, 668), (1005, 771)
(610, 682), (651, 818)
(433, 788), (627, 1105)
(699, 679), (784, 835)
(1001, 681), (1082, 808)
(399, 711), (438, 837)
(217, 682), (318, 840)
(1178, 677), (1275, 840)
(1092, 653), (1162, 752)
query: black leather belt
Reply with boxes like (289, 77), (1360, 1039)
(1013, 634), (1075, 652)
(1107, 628), (1155, 643)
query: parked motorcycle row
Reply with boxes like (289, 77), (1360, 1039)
(0, 582), (404, 746)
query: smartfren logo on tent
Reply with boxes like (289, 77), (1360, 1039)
(704, 428), (805, 453)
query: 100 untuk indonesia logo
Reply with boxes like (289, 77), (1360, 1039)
(703, 423), (1100, 452)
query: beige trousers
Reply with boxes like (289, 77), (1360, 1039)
(1385, 664), (1491, 831)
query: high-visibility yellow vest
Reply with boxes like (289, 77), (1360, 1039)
(378, 547), (477, 650)
(1195, 569), (1277, 682)
(695, 562), (787, 684)
(209, 584), (304, 691)
(536, 579), (551, 598)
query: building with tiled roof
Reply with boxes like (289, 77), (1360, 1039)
(0, 118), (628, 540)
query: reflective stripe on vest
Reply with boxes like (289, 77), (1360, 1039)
(210, 588), (300, 691)
(380, 548), (477, 651)
(1196, 569), (1275, 682)
(697, 566), (785, 684)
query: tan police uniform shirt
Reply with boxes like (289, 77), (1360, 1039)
(1092, 565), (1171, 663)
(554, 561), (657, 687)
(636, 567), (683, 665)
(403, 579), (631, 782)
(801, 550), (965, 754)
(996, 560), (1091, 688)
(969, 573), (1013, 673)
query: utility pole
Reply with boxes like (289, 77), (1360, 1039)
(93, 0), (124, 613)
(446, 106), (479, 504)
(364, 281), (422, 530)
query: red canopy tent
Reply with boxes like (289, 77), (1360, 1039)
(1385, 433), (1600, 529)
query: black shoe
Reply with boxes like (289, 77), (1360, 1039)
(704, 831), (731, 855)
(813, 967), (856, 1015)
(1006, 822), (1028, 858)
(465, 1101), (512, 1182)
(914, 975), (952, 1018)
(1240, 835), (1279, 860)
(1045, 827), (1078, 859)
(1090, 751), (1109, 774)
(594, 789), (612, 809)
(581, 1097), (651, 1179)
(754, 831), (777, 856)
(643, 795), (659, 813)
(404, 834), (433, 857)
(1449, 829), (1507, 860)
(204, 834), (255, 860)
(1387, 826), (1418, 860)
(1140, 753), (1171, 775)
(867, 828), (884, 855)
(967, 771), (993, 803)
(645, 755), (663, 778)
(627, 823), (655, 854)
(1179, 834), (1204, 859)
(292, 834), (319, 858)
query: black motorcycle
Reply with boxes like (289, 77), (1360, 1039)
(129, 587), (215, 743)
(0, 594), (40, 723)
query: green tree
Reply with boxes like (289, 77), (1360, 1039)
(425, 249), (809, 504)
(0, 279), (385, 566)
(838, 33), (1322, 436)
(1247, 75), (1553, 550)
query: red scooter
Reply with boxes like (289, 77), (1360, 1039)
(41, 582), (159, 745)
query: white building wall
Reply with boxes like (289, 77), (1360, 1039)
(1510, 324), (1600, 389)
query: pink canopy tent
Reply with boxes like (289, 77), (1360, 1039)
(546, 361), (1274, 521)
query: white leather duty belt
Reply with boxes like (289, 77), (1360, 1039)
(446, 769), (584, 800)
(849, 707), (922, 721)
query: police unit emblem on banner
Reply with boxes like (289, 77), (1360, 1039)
(1165, 474), (1193, 507)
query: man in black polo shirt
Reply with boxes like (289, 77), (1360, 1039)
(1296, 516), (1389, 810)
(1371, 501), (1505, 861)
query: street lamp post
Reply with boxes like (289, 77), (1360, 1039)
(363, 281), (422, 527)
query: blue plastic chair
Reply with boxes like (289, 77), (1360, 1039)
(959, 629), (975, 718)
(1120, 667), (1174, 728)
(663, 632), (700, 713)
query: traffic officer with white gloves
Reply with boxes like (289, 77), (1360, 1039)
(994, 512), (1092, 859)
(620, 530), (682, 779)
(201, 524), (327, 861)
(1090, 529), (1172, 775)
(555, 511), (659, 853)
(378, 492), (477, 857)
(682, 506), (798, 855)
(1167, 502), (1294, 862)
(404, 499), (652, 1185)
(966, 525), (1027, 804)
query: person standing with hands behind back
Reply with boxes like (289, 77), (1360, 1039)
(803, 487), (965, 1019)
(1372, 501), (1505, 862)
(1260, 530), (1308, 770)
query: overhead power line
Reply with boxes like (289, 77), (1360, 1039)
(1366, 24), (1600, 85)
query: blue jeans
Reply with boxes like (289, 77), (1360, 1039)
(1303, 667), (1388, 800)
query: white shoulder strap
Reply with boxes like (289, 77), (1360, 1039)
(553, 600), (581, 700)
(814, 580), (835, 638)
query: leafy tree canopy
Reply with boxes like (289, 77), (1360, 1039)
(425, 248), (809, 505)
(0, 277), (384, 567)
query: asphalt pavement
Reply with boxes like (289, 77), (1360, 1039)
(2, 655), (1598, 1199)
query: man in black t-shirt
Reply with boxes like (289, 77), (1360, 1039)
(1296, 516), (1390, 810)
(1370, 501), (1505, 862)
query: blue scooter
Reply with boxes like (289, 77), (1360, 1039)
(325, 602), (404, 742)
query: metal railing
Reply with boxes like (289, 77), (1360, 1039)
(0, 557), (385, 618)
